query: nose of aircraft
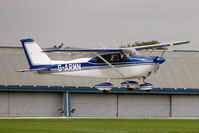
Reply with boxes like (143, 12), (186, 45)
(154, 57), (165, 64)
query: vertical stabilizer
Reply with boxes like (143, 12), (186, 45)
(21, 38), (51, 69)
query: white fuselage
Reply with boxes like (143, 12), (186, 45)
(49, 58), (156, 79)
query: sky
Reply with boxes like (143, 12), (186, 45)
(0, 0), (198, 50)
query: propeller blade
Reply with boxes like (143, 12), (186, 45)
(154, 63), (160, 73)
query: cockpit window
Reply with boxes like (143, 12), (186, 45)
(89, 48), (139, 63)
(95, 53), (127, 63)
(120, 52), (128, 60)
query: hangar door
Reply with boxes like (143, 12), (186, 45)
(172, 95), (199, 117)
(70, 94), (117, 117)
(0, 92), (63, 117)
(71, 94), (171, 117)
(118, 95), (170, 117)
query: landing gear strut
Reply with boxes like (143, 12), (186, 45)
(143, 77), (146, 83)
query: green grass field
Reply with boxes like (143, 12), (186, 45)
(0, 119), (199, 133)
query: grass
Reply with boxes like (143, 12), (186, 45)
(0, 119), (199, 133)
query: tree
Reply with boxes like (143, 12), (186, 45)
(52, 43), (64, 49)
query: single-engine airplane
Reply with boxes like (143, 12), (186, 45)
(18, 38), (190, 91)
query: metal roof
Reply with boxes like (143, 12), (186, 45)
(0, 48), (199, 88)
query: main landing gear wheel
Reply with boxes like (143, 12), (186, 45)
(121, 81), (138, 91)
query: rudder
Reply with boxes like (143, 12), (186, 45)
(21, 38), (51, 69)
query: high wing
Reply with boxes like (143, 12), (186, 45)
(43, 48), (140, 57)
(43, 48), (123, 53)
(134, 41), (190, 50)
(43, 41), (190, 53)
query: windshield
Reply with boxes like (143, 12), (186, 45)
(122, 48), (140, 58)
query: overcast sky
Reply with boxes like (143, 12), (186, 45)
(0, 0), (198, 50)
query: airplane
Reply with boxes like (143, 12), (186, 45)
(17, 38), (190, 91)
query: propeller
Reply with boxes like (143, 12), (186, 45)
(154, 50), (166, 73)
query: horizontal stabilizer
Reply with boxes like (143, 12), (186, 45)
(16, 68), (50, 72)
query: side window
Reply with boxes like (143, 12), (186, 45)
(95, 55), (113, 63)
(104, 55), (112, 62)
(95, 53), (123, 63)
(120, 52), (128, 60)
(111, 54), (119, 62)
(95, 57), (104, 63)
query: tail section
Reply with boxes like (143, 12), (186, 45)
(21, 38), (51, 69)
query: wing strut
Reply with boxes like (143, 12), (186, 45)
(95, 53), (132, 88)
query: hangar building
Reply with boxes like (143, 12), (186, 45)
(1, 47), (199, 117)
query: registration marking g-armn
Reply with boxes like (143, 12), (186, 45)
(57, 63), (81, 72)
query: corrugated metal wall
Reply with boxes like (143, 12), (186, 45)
(1, 48), (199, 88)
(147, 51), (199, 88)
(172, 95), (199, 117)
(70, 94), (199, 117)
(71, 94), (117, 117)
(118, 95), (170, 117)
(1, 92), (199, 117)
(0, 92), (63, 117)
